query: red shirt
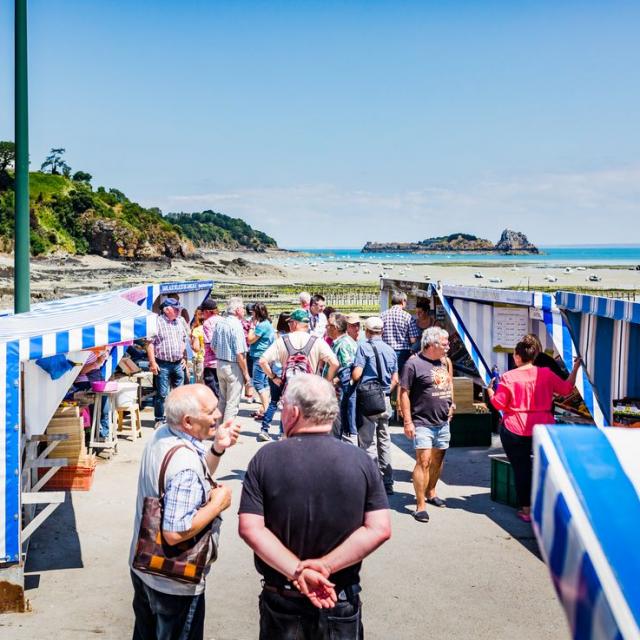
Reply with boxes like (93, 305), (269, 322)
(490, 365), (574, 436)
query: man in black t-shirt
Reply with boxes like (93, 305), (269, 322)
(239, 374), (391, 640)
(399, 326), (454, 523)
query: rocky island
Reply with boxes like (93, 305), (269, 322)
(362, 229), (539, 254)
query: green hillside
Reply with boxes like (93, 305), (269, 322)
(167, 210), (277, 251)
(0, 153), (277, 257)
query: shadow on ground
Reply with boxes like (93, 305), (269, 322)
(24, 492), (83, 590)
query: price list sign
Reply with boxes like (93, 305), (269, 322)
(493, 305), (530, 351)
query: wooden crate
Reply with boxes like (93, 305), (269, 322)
(453, 377), (474, 412)
(46, 414), (86, 460)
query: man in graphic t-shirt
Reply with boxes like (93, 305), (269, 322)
(399, 326), (454, 523)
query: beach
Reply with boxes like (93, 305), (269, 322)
(1, 249), (639, 308)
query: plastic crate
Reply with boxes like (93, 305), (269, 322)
(449, 413), (492, 447)
(490, 455), (519, 507)
(41, 464), (96, 491)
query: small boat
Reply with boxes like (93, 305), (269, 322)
(576, 266), (586, 271)
(545, 275), (558, 283)
(588, 274), (602, 282)
(565, 267), (573, 273)
(489, 277), (503, 283)
(474, 272), (484, 279)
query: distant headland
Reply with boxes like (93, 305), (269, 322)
(362, 229), (539, 255)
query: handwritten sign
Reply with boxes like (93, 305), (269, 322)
(493, 305), (530, 351)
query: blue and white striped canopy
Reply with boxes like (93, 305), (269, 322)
(533, 425), (640, 639)
(431, 284), (606, 427)
(556, 292), (640, 424)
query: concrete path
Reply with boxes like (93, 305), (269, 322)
(0, 400), (568, 639)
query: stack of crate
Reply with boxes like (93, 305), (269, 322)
(450, 376), (492, 447)
(43, 404), (96, 490)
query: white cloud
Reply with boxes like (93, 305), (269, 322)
(156, 165), (640, 247)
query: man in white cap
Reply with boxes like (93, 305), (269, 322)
(351, 316), (398, 495)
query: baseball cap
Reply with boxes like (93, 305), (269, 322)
(289, 309), (310, 323)
(200, 298), (218, 311)
(159, 297), (181, 310)
(345, 313), (361, 325)
(364, 316), (383, 332)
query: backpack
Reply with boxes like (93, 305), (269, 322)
(281, 334), (318, 388)
(356, 341), (387, 417)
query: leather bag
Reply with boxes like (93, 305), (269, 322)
(356, 341), (387, 418)
(132, 444), (218, 584)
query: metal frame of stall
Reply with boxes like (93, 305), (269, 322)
(0, 279), (213, 612)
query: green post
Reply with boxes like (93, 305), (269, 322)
(14, 0), (30, 313)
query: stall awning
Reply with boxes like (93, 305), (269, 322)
(533, 425), (640, 639)
(556, 292), (640, 423)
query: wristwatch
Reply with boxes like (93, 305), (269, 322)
(210, 443), (225, 457)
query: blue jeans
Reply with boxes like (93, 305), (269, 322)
(154, 359), (184, 421)
(339, 368), (357, 437)
(259, 587), (362, 640)
(395, 349), (411, 377)
(75, 381), (110, 438)
(261, 379), (283, 435)
(131, 571), (205, 640)
(252, 358), (269, 392)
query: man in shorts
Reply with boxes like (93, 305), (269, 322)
(399, 326), (454, 523)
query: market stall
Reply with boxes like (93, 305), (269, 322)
(0, 279), (213, 612)
(379, 279), (607, 427)
(532, 424), (640, 639)
(556, 291), (640, 426)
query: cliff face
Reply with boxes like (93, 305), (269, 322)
(362, 229), (538, 254)
(494, 229), (539, 254)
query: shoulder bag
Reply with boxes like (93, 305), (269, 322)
(132, 444), (219, 584)
(356, 341), (387, 418)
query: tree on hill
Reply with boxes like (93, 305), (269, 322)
(0, 141), (15, 173)
(72, 170), (92, 183)
(41, 148), (71, 176)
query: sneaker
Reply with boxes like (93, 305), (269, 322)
(257, 431), (271, 442)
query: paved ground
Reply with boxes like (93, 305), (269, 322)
(0, 399), (568, 639)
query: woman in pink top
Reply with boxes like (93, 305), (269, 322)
(487, 335), (581, 522)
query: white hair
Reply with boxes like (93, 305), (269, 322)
(421, 326), (448, 350)
(299, 291), (311, 305)
(165, 390), (202, 429)
(226, 296), (244, 315)
(283, 374), (338, 425)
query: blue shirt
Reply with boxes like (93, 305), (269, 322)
(162, 429), (210, 533)
(211, 315), (247, 362)
(353, 338), (398, 393)
(249, 320), (275, 358)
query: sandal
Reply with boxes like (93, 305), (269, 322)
(413, 510), (430, 523)
(517, 510), (532, 523)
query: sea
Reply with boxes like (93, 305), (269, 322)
(278, 246), (640, 267)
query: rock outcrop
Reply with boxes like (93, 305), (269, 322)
(362, 230), (538, 254)
(494, 229), (539, 254)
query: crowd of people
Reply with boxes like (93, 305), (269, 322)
(131, 288), (580, 639)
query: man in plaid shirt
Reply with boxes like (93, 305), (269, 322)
(130, 384), (240, 639)
(381, 291), (420, 376)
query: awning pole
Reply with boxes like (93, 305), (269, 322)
(14, 0), (30, 313)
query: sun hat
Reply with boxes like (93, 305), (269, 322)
(364, 316), (384, 332)
(345, 313), (361, 325)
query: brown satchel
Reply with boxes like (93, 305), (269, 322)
(132, 444), (219, 584)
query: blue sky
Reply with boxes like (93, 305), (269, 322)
(1, 0), (639, 248)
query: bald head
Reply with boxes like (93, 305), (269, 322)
(165, 383), (220, 439)
(281, 374), (338, 436)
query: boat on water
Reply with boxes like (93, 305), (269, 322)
(474, 272), (484, 279)
(588, 274), (602, 282)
